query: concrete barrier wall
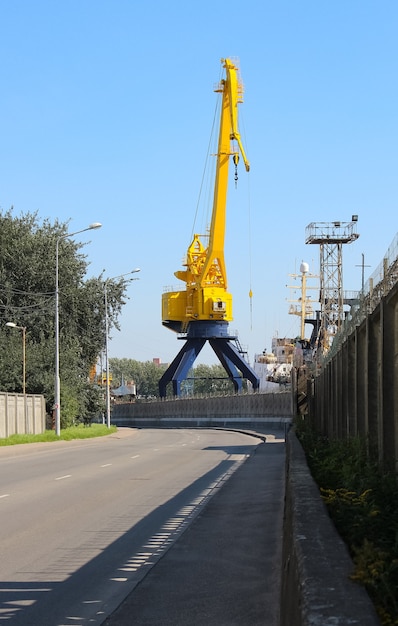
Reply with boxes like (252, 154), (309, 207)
(280, 430), (380, 626)
(0, 393), (46, 438)
(112, 392), (293, 427)
(308, 281), (398, 466)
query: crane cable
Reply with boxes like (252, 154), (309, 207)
(191, 92), (220, 241)
(240, 110), (254, 331)
(247, 171), (253, 330)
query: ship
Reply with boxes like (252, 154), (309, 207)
(253, 337), (295, 392)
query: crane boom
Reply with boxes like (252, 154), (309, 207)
(162, 58), (249, 333)
(199, 58), (249, 291)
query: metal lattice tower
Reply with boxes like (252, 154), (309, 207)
(305, 218), (359, 353)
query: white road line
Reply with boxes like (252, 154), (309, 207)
(55, 474), (72, 481)
(101, 463), (112, 467)
(0, 494), (10, 499)
(131, 455), (140, 459)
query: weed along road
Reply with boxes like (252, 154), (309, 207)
(0, 428), (268, 625)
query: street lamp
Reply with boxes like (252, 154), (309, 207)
(104, 268), (140, 428)
(5, 322), (26, 394)
(55, 222), (102, 436)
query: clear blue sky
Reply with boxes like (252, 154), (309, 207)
(1, 1), (397, 365)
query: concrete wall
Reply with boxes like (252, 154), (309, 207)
(0, 392), (46, 438)
(112, 392), (293, 428)
(281, 429), (380, 626)
(308, 280), (398, 467)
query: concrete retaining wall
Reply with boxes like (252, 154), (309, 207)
(308, 280), (398, 467)
(0, 392), (46, 438)
(281, 429), (380, 625)
(112, 392), (293, 428)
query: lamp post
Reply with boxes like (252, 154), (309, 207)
(55, 222), (102, 436)
(104, 268), (140, 428)
(5, 322), (26, 394)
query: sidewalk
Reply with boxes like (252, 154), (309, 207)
(103, 432), (286, 626)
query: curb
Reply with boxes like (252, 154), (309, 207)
(280, 430), (380, 626)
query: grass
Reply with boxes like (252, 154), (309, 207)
(0, 423), (118, 446)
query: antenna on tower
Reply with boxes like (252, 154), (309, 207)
(355, 252), (371, 294)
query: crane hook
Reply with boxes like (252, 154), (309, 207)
(233, 154), (239, 187)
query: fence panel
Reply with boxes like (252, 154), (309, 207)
(0, 393), (46, 438)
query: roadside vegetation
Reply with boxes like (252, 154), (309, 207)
(295, 417), (398, 626)
(0, 423), (117, 446)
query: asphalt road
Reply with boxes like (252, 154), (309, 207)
(0, 428), (263, 625)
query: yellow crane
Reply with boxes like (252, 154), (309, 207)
(159, 58), (260, 397)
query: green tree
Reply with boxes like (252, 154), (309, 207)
(109, 358), (163, 398)
(108, 358), (238, 398)
(0, 208), (128, 427)
(185, 363), (236, 395)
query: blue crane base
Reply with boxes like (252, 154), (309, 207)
(159, 321), (260, 398)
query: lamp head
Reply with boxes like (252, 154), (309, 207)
(5, 322), (17, 328)
(89, 222), (102, 230)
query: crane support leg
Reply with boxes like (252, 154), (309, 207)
(208, 341), (242, 393)
(158, 338), (206, 398)
(159, 328), (260, 398)
(209, 337), (260, 392)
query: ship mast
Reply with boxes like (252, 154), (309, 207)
(287, 262), (319, 340)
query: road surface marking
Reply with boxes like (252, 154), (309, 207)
(55, 474), (71, 481)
